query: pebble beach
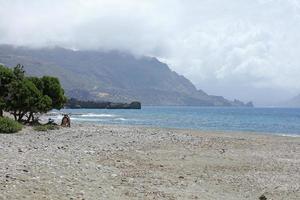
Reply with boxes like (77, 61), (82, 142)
(0, 123), (299, 200)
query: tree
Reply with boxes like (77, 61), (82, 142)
(41, 76), (67, 110)
(27, 77), (44, 91)
(0, 65), (15, 116)
(13, 64), (25, 80)
(26, 92), (52, 123)
(0, 64), (66, 123)
(5, 78), (49, 121)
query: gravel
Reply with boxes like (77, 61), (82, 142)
(0, 123), (299, 199)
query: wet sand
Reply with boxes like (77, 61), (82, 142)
(0, 124), (299, 199)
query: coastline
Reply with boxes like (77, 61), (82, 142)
(1, 123), (299, 199)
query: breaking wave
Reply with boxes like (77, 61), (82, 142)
(80, 113), (117, 118)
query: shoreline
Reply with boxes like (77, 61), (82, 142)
(47, 106), (300, 137)
(1, 123), (299, 199)
(64, 122), (300, 138)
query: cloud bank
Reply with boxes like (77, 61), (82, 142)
(1, 0), (300, 105)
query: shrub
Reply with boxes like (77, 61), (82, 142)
(0, 117), (23, 133)
(33, 124), (59, 132)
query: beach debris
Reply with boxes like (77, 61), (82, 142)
(5, 174), (16, 181)
(57, 145), (68, 150)
(219, 148), (226, 154)
(259, 195), (267, 200)
(47, 118), (56, 125)
(111, 174), (118, 178)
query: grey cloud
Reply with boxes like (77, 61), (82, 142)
(0, 0), (299, 105)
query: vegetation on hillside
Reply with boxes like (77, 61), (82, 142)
(0, 64), (66, 124)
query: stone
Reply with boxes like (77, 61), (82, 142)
(259, 195), (267, 200)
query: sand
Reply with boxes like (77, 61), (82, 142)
(0, 123), (299, 200)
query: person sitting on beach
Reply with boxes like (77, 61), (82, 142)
(61, 114), (71, 127)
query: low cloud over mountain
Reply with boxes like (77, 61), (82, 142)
(0, 45), (252, 106)
(0, 0), (299, 105)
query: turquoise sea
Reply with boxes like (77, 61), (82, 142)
(52, 107), (300, 136)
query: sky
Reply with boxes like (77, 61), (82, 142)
(0, 0), (300, 106)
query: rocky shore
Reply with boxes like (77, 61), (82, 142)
(0, 124), (299, 199)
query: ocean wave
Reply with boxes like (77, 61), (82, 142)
(114, 118), (127, 121)
(70, 117), (106, 122)
(45, 112), (60, 116)
(80, 113), (117, 118)
(278, 134), (300, 137)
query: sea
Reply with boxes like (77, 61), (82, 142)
(49, 106), (300, 136)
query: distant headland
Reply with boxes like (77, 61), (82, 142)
(65, 98), (141, 109)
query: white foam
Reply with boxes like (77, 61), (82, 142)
(278, 134), (300, 137)
(70, 117), (106, 122)
(80, 113), (117, 118)
(45, 111), (60, 116)
(115, 118), (127, 121)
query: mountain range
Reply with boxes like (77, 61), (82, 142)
(0, 45), (253, 106)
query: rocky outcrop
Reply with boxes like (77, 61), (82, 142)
(231, 99), (253, 107)
(106, 102), (141, 109)
(65, 98), (141, 109)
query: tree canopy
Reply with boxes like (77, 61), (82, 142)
(0, 64), (66, 123)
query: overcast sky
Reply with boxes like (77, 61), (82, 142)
(1, 0), (300, 106)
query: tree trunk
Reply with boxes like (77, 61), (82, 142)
(27, 112), (33, 123)
(31, 114), (35, 123)
(18, 112), (25, 122)
(13, 111), (17, 121)
(17, 111), (21, 121)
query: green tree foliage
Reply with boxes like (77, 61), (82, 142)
(5, 78), (37, 121)
(13, 64), (25, 80)
(27, 77), (44, 91)
(0, 64), (66, 123)
(0, 65), (15, 116)
(41, 76), (67, 109)
(6, 78), (52, 122)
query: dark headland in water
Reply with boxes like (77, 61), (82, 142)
(65, 98), (141, 109)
